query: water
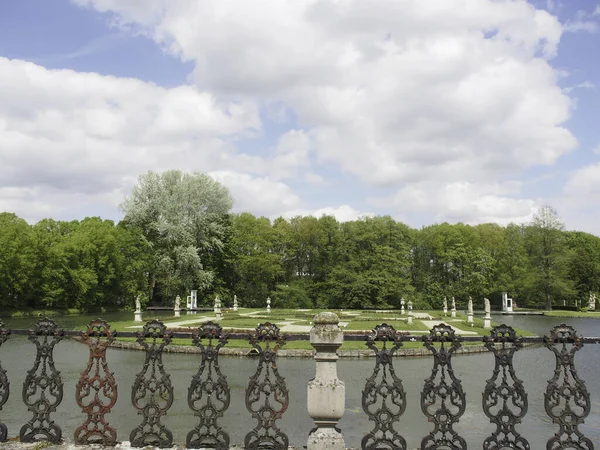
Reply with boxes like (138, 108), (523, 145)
(0, 314), (599, 448)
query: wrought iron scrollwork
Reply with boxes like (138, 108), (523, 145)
(362, 323), (407, 450)
(244, 322), (289, 450)
(75, 319), (118, 445)
(482, 325), (529, 450)
(421, 324), (466, 450)
(0, 321), (10, 442)
(20, 317), (64, 444)
(187, 321), (230, 450)
(130, 320), (173, 448)
(544, 324), (593, 450)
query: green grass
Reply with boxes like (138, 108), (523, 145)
(72, 308), (537, 353)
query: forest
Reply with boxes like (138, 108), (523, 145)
(1, 171), (599, 313)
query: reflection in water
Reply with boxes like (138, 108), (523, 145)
(0, 315), (597, 448)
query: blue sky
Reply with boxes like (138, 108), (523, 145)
(1, 0), (599, 233)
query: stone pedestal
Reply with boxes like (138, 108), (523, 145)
(443, 307), (448, 316)
(174, 309), (181, 318)
(467, 313), (473, 323)
(451, 308), (456, 318)
(307, 312), (345, 450)
(483, 314), (491, 329)
(407, 301), (413, 325)
(266, 297), (271, 313)
(214, 296), (222, 320)
(134, 311), (143, 322)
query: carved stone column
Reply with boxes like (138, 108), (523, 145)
(307, 312), (345, 450)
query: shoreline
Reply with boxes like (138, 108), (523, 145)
(85, 338), (539, 358)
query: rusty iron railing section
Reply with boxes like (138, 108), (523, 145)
(544, 324), (593, 450)
(130, 320), (174, 448)
(187, 321), (230, 450)
(362, 323), (407, 450)
(482, 325), (529, 450)
(244, 322), (289, 450)
(421, 324), (466, 450)
(20, 318), (64, 444)
(0, 321), (10, 442)
(75, 319), (118, 446)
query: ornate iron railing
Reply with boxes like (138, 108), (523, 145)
(0, 317), (598, 449)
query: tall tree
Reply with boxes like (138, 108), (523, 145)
(565, 231), (600, 304)
(0, 213), (36, 309)
(120, 170), (233, 303)
(524, 206), (574, 310)
(230, 213), (282, 306)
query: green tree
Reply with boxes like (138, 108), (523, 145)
(230, 213), (283, 306)
(524, 206), (574, 310)
(565, 231), (600, 305)
(0, 213), (36, 310)
(494, 223), (528, 303)
(120, 170), (233, 303)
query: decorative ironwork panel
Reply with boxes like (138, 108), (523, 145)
(130, 320), (174, 448)
(187, 321), (230, 450)
(0, 321), (10, 442)
(74, 319), (118, 445)
(362, 323), (407, 450)
(482, 325), (529, 450)
(244, 322), (289, 450)
(420, 324), (466, 450)
(20, 318), (64, 444)
(544, 325), (593, 450)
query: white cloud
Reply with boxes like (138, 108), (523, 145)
(554, 163), (600, 233)
(563, 81), (596, 93)
(0, 57), (265, 220)
(74, 1), (573, 193)
(270, 130), (312, 179)
(208, 171), (302, 216)
(4, 1), (587, 228)
(280, 204), (375, 223)
(564, 9), (600, 33)
(371, 181), (537, 225)
(564, 20), (599, 33)
(563, 163), (600, 196)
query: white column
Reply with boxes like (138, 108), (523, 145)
(307, 312), (345, 450)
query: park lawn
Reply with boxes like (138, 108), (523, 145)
(72, 308), (536, 341)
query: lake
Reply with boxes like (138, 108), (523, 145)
(0, 313), (598, 448)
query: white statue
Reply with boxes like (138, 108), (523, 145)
(468, 297), (473, 314)
(233, 294), (239, 312)
(451, 297), (456, 310)
(135, 296), (141, 312)
(175, 295), (181, 310)
(267, 297), (271, 313)
(484, 298), (491, 314)
(443, 297), (448, 309)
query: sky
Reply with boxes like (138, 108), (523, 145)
(1, 0), (599, 233)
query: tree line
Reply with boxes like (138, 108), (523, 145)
(1, 171), (599, 312)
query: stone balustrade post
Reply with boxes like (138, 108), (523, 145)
(307, 312), (346, 450)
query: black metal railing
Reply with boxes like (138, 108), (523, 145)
(0, 317), (598, 449)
